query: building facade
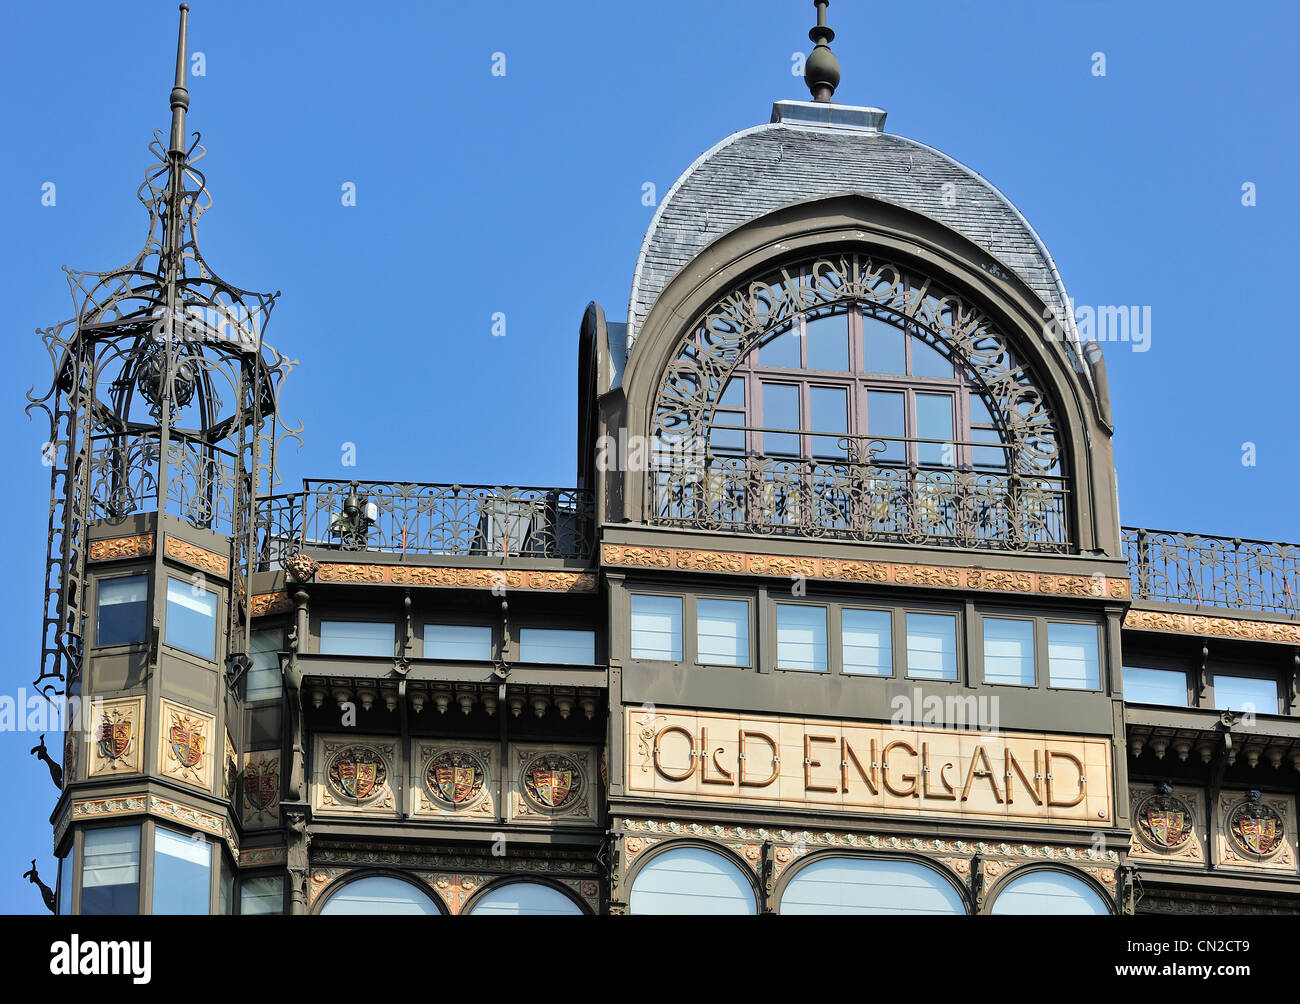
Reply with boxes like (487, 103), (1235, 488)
(31, 4), (1300, 916)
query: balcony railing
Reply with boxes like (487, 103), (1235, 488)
(254, 481), (595, 571)
(648, 439), (1071, 552)
(1123, 527), (1300, 615)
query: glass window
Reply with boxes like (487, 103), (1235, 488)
(519, 628), (595, 665)
(776, 604), (828, 672)
(1047, 622), (1100, 690)
(1122, 666), (1188, 706)
(810, 385), (848, 458)
(96, 575), (148, 647)
(630, 595), (683, 661)
(863, 315), (906, 374)
(245, 628), (282, 702)
(164, 577), (218, 660)
(58, 853), (73, 916)
(696, 599), (749, 667)
(153, 827), (212, 915)
(842, 609), (892, 676)
(989, 870), (1109, 915)
(911, 336), (954, 379)
(424, 624), (493, 661)
(761, 383), (800, 455)
(867, 390), (905, 463)
(319, 620), (394, 657)
(81, 825), (139, 915)
(319, 875), (440, 915)
(760, 328), (801, 368)
(780, 857), (966, 915)
(467, 882), (584, 916)
(805, 313), (849, 371)
(983, 617), (1035, 686)
(240, 875), (284, 915)
(1213, 675), (1278, 714)
(916, 393), (954, 465)
(629, 847), (757, 915)
(906, 613), (958, 680)
(218, 856), (234, 915)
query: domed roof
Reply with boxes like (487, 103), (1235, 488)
(626, 100), (1080, 354)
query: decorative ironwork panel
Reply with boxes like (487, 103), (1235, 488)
(1124, 528), (1300, 615)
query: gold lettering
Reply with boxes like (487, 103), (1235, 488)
(653, 725), (697, 782)
(739, 730), (779, 788)
(1045, 750), (1086, 807)
(960, 745), (1003, 803)
(841, 737), (878, 795)
(1005, 749), (1042, 805)
(921, 743), (956, 800)
(803, 734), (838, 793)
(700, 727), (734, 786)
(881, 740), (918, 798)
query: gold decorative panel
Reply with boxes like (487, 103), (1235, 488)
(1127, 784), (1206, 866)
(312, 736), (399, 818)
(411, 741), (498, 820)
(88, 695), (145, 779)
(507, 745), (599, 826)
(157, 699), (214, 791)
(1213, 790), (1296, 873)
(625, 707), (1113, 827)
(164, 535), (230, 577)
(89, 534), (154, 561)
(1124, 608), (1300, 645)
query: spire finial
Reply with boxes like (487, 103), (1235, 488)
(804, 0), (841, 103)
(168, 3), (191, 155)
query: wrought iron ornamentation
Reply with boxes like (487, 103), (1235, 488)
(1124, 527), (1300, 616)
(646, 253), (1069, 551)
(25, 6), (300, 699)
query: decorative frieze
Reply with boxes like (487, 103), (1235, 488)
(603, 543), (1130, 601)
(1124, 607), (1300, 645)
(250, 591), (294, 616)
(164, 535), (230, 577)
(313, 563), (596, 592)
(88, 534), (154, 562)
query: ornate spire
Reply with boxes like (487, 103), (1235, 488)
(169, 4), (191, 156)
(804, 0), (841, 103)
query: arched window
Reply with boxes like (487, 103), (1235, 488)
(318, 875), (441, 915)
(989, 868), (1110, 915)
(629, 846), (758, 915)
(779, 856), (967, 915)
(467, 881), (584, 916)
(650, 255), (1069, 551)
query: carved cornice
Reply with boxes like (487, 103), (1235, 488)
(88, 534), (154, 562)
(602, 544), (1129, 601)
(56, 794), (243, 861)
(1125, 608), (1300, 645)
(313, 563), (597, 592)
(164, 535), (230, 577)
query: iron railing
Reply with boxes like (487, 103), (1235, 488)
(1123, 527), (1300, 615)
(648, 442), (1071, 552)
(253, 481), (595, 571)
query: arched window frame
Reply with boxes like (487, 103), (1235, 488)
(773, 850), (970, 916)
(312, 869), (447, 916)
(624, 839), (762, 915)
(462, 876), (590, 916)
(984, 864), (1114, 916)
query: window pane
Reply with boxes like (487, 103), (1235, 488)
(320, 876), (439, 915)
(971, 426), (1009, 470)
(911, 336), (954, 378)
(805, 313), (849, 371)
(152, 828), (211, 915)
(218, 856), (234, 915)
(165, 577), (218, 660)
(906, 613), (958, 680)
(810, 385), (848, 458)
(708, 409), (745, 452)
(1047, 622), (1100, 690)
(630, 595), (683, 661)
(1122, 667), (1188, 706)
(519, 628), (595, 665)
(697, 599), (749, 666)
(916, 393), (954, 466)
(983, 618), (1035, 686)
(629, 847), (757, 915)
(718, 378), (745, 408)
(761, 383), (800, 455)
(842, 609), (892, 676)
(58, 854), (73, 916)
(468, 883), (583, 916)
(990, 870), (1108, 916)
(320, 620), (394, 657)
(867, 390), (905, 463)
(245, 629), (282, 702)
(1214, 675), (1278, 713)
(240, 875), (284, 915)
(863, 315), (906, 374)
(81, 825), (139, 916)
(776, 604), (827, 672)
(97, 575), (148, 647)
(969, 393), (995, 426)
(760, 328), (801, 368)
(424, 624), (493, 661)
(781, 857), (966, 915)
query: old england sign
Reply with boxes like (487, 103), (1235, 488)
(626, 708), (1113, 825)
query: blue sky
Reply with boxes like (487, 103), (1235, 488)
(0, 0), (1296, 913)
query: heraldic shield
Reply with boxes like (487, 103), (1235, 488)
(97, 719), (132, 761)
(338, 760), (378, 799)
(1228, 793), (1286, 858)
(169, 725), (205, 769)
(1145, 807), (1188, 849)
(522, 752), (583, 811)
(327, 745), (388, 802)
(436, 766), (475, 804)
(245, 763), (279, 812)
(531, 769), (573, 808)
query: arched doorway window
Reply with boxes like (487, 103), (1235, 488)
(779, 856), (967, 915)
(629, 845), (758, 915)
(989, 868), (1110, 915)
(467, 881), (585, 916)
(318, 874), (441, 915)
